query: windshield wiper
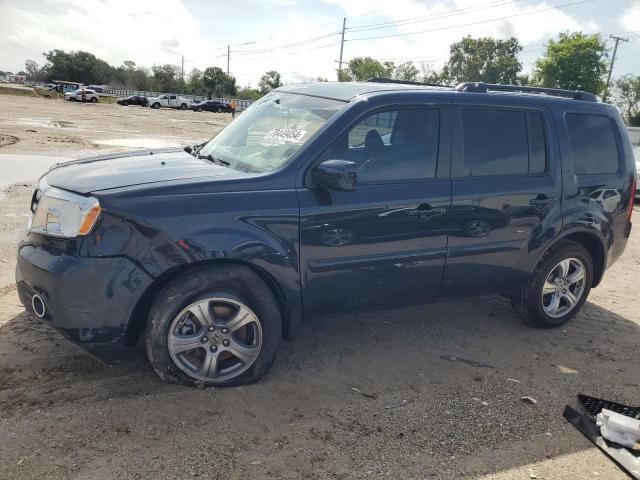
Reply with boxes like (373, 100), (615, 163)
(185, 142), (206, 157)
(198, 153), (230, 167)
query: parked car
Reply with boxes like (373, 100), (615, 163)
(147, 94), (190, 110)
(64, 88), (99, 103)
(191, 100), (235, 113)
(16, 81), (636, 387)
(117, 95), (148, 107)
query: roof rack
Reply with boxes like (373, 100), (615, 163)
(455, 82), (597, 102)
(366, 77), (451, 88)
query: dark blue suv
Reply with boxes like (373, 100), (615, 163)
(16, 80), (637, 386)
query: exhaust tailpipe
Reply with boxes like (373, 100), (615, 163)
(31, 293), (47, 318)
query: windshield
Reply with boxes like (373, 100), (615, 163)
(198, 92), (345, 173)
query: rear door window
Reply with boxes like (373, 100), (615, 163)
(565, 113), (619, 175)
(460, 109), (547, 177)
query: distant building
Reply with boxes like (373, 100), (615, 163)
(7, 74), (27, 83)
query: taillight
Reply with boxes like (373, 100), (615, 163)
(628, 180), (636, 222)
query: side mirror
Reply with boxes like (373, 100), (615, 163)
(312, 160), (358, 192)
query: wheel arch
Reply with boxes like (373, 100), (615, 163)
(124, 258), (295, 347)
(533, 229), (607, 288)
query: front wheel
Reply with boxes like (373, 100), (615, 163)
(146, 265), (282, 387)
(151, 103), (160, 109)
(90, 97), (98, 103)
(197, 107), (203, 112)
(512, 240), (593, 328)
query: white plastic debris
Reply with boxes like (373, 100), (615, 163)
(596, 408), (640, 449)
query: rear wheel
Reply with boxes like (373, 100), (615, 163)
(146, 265), (282, 387)
(512, 240), (593, 328)
(197, 107), (203, 112)
(122, 101), (128, 106)
(90, 97), (98, 103)
(180, 103), (187, 110)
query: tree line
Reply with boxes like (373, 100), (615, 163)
(14, 50), (286, 101)
(7, 31), (640, 125)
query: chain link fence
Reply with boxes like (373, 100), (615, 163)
(105, 89), (253, 111)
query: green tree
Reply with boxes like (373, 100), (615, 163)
(258, 70), (282, 94)
(337, 68), (353, 82)
(344, 57), (394, 82)
(613, 75), (640, 125)
(122, 60), (136, 71)
(420, 63), (448, 84)
(39, 49), (116, 84)
(186, 68), (204, 95)
(393, 62), (419, 81)
(516, 73), (532, 86)
(533, 32), (607, 94)
(441, 36), (522, 84)
(25, 59), (40, 80)
(152, 64), (179, 92)
(202, 67), (236, 97)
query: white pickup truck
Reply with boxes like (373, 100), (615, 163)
(147, 94), (191, 110)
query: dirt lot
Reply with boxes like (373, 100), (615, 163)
(1, 94), (639, 480)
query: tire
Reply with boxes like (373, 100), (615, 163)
(197, 107), (203, 112)
(217, 107), (223, 113)
(180, 103), (187, 110)
(90, 97), (98, 103)
(152, 103), (160, 109)
(122, 101), (128, 106)
(146, 264), (282, 387)
(512, 240), (593, 328)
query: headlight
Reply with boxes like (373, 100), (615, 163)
(29, 187), (101, 238)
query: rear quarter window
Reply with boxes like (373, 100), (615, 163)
(565, 113), (619, 175)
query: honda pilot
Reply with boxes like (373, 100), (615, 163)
(16, 80), (637, 386)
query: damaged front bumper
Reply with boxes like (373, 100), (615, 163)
(16, 241), (153, 361)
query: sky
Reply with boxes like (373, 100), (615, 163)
(0, 0), (638, 88)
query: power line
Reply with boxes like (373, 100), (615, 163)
(232, 30), (341, 55)
(346, 0), (595, 42)
(346, 0), (529, 33)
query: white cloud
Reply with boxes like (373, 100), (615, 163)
(620, 1), (640, 31)
(0, 0), (600, 86)
(1, 0), (217, 74)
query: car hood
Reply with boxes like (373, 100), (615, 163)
(44, 147), (247, 194)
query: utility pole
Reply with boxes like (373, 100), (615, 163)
(602, 34), (628, 102)
(227, 45), (230, 76)
(338, 17), (346, 82)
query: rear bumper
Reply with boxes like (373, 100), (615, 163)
(16, 243), (153, 361)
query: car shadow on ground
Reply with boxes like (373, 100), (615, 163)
(0, 294), (638, 479)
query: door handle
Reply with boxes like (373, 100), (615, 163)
(409, 206), (446, 217)
(529, 196), (555, 208)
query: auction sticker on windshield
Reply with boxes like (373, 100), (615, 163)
(264, 128), (307, 142)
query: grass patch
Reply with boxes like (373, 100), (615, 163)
(0, 85), (36, 97)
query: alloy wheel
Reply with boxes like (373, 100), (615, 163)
(541, 257), (586, 318)
(168, 298), (263, 382)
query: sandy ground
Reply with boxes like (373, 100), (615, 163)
(1, 94), (639, 480)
